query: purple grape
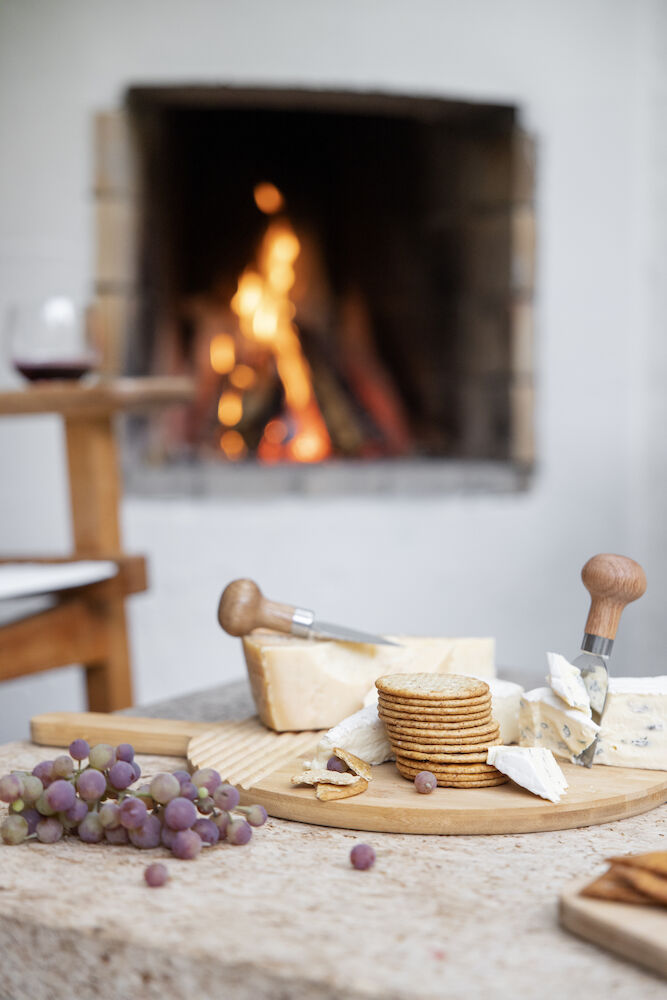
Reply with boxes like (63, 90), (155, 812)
(350, 844), (375, 870)
(45, 779), (76, 813)
(0, 774), (24, 803)
(191, 768), (222, 796)
(105, 826), (129, 845)
(19, 775), (43, 806)
(36, 817), (63, 844)
(88, 744), (116, 771)
(171, 829), (202, 860)
(326, 756), (347, 773)
(1, 814), (29, 844)
(212, 811), (229, 837)
(131, 761), (142, 782)
(36, 792), (56, 816)
(144, 862), (169, 887)
(128, 814), (162, 849)
(213, 783), (240, 811)
(108, 761), (134, 791)
(245, 805), (268, 827)
(115, 743), (135, 763)
(17, 807), (40, 835)
(78, 813), (104, 843)
(414, 771), (437, 794)
(98, 802), (121, 829)
(192, 818), (219, 845)
(149, 772), (180, 805)
(32, 760), (54, 786)
(164, 796), (197, 831)
(226, 818), (252, 846)
(180, 781), (198, 801)
(68, 738), (89, 761)
(160, 825), (178, 850)
(172, 770), (191, 785)
(119, 796), (147, 830)
(64, 798), (89, 825)
(52, 755), (74, 779)
(76, 769), (107, 802)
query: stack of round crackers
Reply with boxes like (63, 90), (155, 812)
(376, 674), (508, 788)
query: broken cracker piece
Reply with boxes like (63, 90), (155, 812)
(607, 851), (667, 877)
(332, 746), (373, 782)
(580, 869), (650, 904)
(291, 769), (360, 787)
(316, 778), (369, 801)
(612, 864), (667, 906)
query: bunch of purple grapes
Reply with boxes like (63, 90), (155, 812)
(0, 739), (267, 861)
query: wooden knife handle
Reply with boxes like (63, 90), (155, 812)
(30, 712), (209, 756)
(582, 554), (647, 640)
(217, 578), (298, 637)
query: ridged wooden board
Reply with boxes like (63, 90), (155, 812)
(31, 712), (667, 835)
(559, 878), (667, 979)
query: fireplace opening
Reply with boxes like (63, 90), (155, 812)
(101, 87), (535, 482)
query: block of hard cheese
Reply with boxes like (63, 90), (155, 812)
(242, 632), (495, 731)
(595, 677), (667, 770)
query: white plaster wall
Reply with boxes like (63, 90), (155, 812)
(0, 0), (665, 741)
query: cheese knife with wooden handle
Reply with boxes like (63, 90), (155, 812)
(573, 553), (647, 766)
(217, 578), (399, 646)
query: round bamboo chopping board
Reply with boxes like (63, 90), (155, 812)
(31, 713), (667, 836)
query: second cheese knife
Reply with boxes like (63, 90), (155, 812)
(218, 578), (399, 646)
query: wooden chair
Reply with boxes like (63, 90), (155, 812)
(0, 377), (193, 712)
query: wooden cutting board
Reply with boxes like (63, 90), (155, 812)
(560, 878), (667, 979)
(31, 712), (667, 836)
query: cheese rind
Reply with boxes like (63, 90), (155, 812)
(311, 705), (393, 768)
(518, 687), (599, 760)
(243, 632), (495, 731)
(486, 746), (568, 802)
(546, 652), (591, 715)
(595, 677), (667, 770)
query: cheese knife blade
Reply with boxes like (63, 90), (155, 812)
(218, 578), (400, 646)
(571, 554), (646, 767)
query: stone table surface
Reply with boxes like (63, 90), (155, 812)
(1, 681), (666, 1000)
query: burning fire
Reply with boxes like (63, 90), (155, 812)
(215, 187), (332, 463)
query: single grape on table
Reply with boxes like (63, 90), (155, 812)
(0, 740), (267, 872)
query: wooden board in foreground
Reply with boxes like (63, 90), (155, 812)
(32, 712), (667, 836)
(560, 878), (667, 980)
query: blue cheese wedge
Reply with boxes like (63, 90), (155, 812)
(546, 652), (591, 714)
(487, 746), (569, 802)
(595, 677), (667, 770)
(310, 705), (393, 768)
(519, 687), (599, 760)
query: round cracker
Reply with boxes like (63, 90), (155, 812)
(396, 768), (509, 788)
(393, 741), (501, 763)
(376, 673), (489, 700)
(396, 756), (500, 778)
(388, 732), (500, 752)
(378, 691), (491, 710)
(378, 700), (492, 718)
(384, 721), (499, 740)
(382, 714), (498, 731)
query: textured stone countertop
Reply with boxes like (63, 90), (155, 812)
(1, 680), (666, 1000)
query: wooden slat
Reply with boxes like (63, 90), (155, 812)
(0, 556), (147, 597)
(30, 711), (210, 755)
(0, 377), (194, 418)
(65, 415), (122, 555)
(0, 601), (109, 680)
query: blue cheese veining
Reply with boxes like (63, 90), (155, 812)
(595, 677), (667, 770)
(518, 687), (599, 760)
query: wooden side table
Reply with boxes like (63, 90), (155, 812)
(0, 377), (194, 711)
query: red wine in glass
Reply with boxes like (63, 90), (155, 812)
(14, 358), (95, 381)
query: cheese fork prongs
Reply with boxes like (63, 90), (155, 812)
(218, 578), (399, 647)
(573, 554), (646, 767)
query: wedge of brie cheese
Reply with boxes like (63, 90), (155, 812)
(519, 687), (599, 760)
(595, 677), (667, 770)
(243, 632), (495, 731)
(310, 705), (393, 768)
(546, 652), (591, 714)
(487, 746), (569, 802)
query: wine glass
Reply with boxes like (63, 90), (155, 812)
(5, 296), (99, 382)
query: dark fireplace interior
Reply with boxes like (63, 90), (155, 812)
(125, 87), (533, 467)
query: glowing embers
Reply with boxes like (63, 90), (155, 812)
(217, 188), (332, 464)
